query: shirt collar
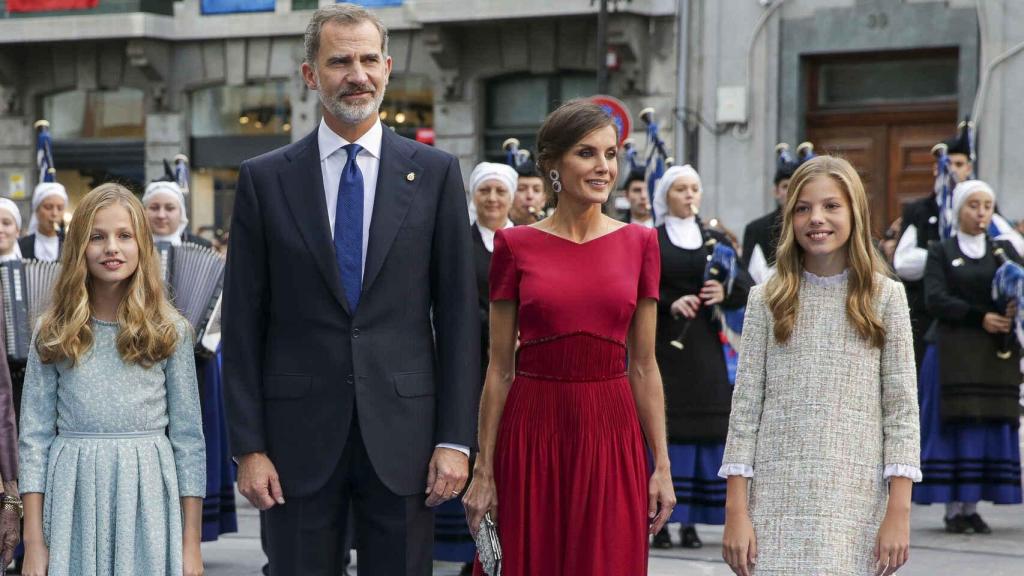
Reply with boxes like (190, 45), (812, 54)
(318, 117), (384, 161)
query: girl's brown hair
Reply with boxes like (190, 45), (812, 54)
(35, 183), (182, 366)
(765, 156), (890, 348)
(535, 99), (617, 204)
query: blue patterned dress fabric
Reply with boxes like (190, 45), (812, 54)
(335, 142), (364, 312)
(19, 318), (206, 576)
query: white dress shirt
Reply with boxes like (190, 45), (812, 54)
(664, 215), (703, 249)
(476, 219), (515, 253)
(318, 117), (383, 277)
(318, 118), (469, 458)
(957, 231), (986, 259)
(34, 233), (60, 262)
(893, 224), (928, 281)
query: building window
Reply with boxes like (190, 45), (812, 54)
(190, 82), (292, 138)
(379, 74), (434, 141)
(484, 72), (596, 160)
(42, 88), (145, 139)
(810, 50), (958, 109)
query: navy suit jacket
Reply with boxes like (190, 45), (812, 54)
(222, 126), (480, 498)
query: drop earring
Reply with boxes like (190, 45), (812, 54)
(549, 169), (562, 194)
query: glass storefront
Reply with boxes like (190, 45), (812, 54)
(43, 87), (145, 139)
(191, 81), (292, 138)
(39, 88), (147, 203)
(379, 74), (434, 142)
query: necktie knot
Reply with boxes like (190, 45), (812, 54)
(344, 143), (363, 163)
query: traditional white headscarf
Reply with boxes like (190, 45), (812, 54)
(143, 181), (189, 245)
(0, 198), (23, 260)
(951, 179), (994, 233)
(950, 179), (1024, 256)
(29, 182), (68, 235)
(653, 165), (701, 226)
(466, 162), (518, 224)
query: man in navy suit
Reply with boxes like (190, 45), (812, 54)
(222, 5), (479, 575)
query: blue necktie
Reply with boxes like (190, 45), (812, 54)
(334, 143), (364, 312)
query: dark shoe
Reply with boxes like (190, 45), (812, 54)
(965, 513), (992, 534)
(944, 514), (969, 534)
(459, 562), (474, 575)
(680, 525), (703, 549)
(652, 526), (673, 548)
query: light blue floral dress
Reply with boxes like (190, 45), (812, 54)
(19, 317), (206, 576)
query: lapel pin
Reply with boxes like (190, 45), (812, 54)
(928, 216), (938, 224)
(407, 172), (416, 182)
(952, 257), (964, 267)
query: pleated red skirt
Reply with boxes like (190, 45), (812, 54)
(475, 333), (650, 576)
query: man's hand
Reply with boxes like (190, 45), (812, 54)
(237, 452), (285, 511)
(425, 447), (469, 507)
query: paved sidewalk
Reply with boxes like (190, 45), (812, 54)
(206, 417), (1024, 575)
(204, 497), (1024, 575)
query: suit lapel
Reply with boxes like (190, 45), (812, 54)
(279, 130), (352, 315)
(363, 128), (422, 294)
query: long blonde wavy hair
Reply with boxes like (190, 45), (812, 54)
(764, 156), (889, 348)
(36, 183), (181, 367)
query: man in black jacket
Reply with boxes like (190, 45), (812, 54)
(893, 128), (973, 367)
(222, 6), (479, 575)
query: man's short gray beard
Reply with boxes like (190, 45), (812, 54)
(320, 85), (387, 126)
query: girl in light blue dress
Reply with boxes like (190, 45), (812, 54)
(19, 183), (206, 576)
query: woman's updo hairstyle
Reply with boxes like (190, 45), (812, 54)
(535, 99), (617, 205)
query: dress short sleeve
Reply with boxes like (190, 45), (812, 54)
(489, 228), (518, 301)
(638, 227), (661, 300)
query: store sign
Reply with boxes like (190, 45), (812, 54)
(7, 173), (26, 200)
(201, 0), (275, 15)
(590, 95), (632, 147)
(7, 0), (98, 12)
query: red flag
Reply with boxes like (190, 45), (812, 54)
(7, 0), (99, 12)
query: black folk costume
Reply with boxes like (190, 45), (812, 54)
(651, 166), (752, 548)
(914, 180), (1023, 533)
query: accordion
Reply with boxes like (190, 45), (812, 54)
(0, 241), (224, 363)
(156, 241), (226, 355)
(0, 260), (62, 362)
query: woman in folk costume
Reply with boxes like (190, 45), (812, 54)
(0, 198), (23, 264)
(143, 173), (211, 249)
(0, 200), (23, 567)
(721, 156), (920, 576)
(913, 179), (1023, 533)
(143, 178), (236, 542)
(0, 198), (29, 421)
(19, 182), (67, 262)
(434, 162), (517, 575)
(650, 165), (751, 549)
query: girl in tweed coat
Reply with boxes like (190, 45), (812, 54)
(720, 156), (921, 576)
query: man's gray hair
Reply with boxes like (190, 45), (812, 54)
(304, 3), (390, 66)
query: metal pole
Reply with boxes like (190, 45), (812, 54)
(675, 0), (690, 164)
(597, 0), (609, 94)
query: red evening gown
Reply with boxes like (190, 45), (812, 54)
(474, 224), (660, 576)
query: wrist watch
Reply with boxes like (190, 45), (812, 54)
(1, 495), (23, 519)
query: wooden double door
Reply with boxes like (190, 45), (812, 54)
(807, 109), (957, 237)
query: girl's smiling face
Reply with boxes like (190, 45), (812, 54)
(86, 204), (140, 288)
(792, 175), (852, 260)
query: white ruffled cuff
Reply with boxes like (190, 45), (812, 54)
(718, 463), (754, 479)
(883, 464), (922, 483)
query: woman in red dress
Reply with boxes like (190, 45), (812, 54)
(463, 100), (675, 575)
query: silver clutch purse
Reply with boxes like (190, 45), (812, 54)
(474, 512), (502, 576)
